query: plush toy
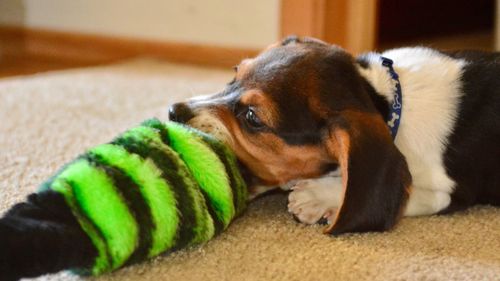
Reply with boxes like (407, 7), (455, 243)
(0, 119), (248, 280)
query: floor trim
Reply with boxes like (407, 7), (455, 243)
(0, 26), (259, 68)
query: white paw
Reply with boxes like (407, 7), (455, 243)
(287, 179), (340, 225)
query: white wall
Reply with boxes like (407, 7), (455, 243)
(1, 0), (280, 49)
(0, 0), (24, 26)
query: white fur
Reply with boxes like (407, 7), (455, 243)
(380, 48), (464, 216)
(290, 47), (466, 222)
(287, 175), (343, 224)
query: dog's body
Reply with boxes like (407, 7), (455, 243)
(288, 47), (500, 224)
(171, 37), (500, 234)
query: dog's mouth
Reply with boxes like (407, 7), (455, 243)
(186, 110), (234, 147)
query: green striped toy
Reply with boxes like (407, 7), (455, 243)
(38, 119), (248, 275)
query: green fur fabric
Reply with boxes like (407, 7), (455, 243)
(40, 119), (248, 275)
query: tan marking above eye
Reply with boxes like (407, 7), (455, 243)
(235, 58), (254, 80)
(210, 105), (330, 185)
(239, 89), (278, 128)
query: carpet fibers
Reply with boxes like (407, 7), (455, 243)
(1, 59), (499, 281)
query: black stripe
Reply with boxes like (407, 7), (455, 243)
(140, 119), (170, 145)
(82, 153), (153, 266)
(111, 133), (226, 248)
(200, 135), (246, 216)
(196, 188), (225, 235)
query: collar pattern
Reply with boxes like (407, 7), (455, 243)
(380, 57), (402, 139)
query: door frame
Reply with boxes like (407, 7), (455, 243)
(280, 0), (379, 54)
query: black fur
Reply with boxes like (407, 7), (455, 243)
(440, 51), (500, 213)
(0, 191), (97, 280)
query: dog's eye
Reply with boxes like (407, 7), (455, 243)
(245, 108), (264, 128)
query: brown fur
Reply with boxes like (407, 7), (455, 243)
(214, 105), (329, 186)
(324, 111), (411, 234)
(235, 59), (254, 81)
(239, 89), (279, 128)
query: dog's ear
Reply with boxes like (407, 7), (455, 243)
(323, 111), (411, 235)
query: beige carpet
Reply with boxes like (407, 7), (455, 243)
(1, 59), (499, 281)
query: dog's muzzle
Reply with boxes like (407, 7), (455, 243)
(168, 102), (233, 146)
(168, 102), (195, 124)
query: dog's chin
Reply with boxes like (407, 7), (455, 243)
(186, 111), (234, 147)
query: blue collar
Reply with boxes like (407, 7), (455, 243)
(380, 57), (402, 139)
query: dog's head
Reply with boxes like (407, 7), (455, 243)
(169, 36), (411, 234)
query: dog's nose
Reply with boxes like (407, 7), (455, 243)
(168, 102), (195, 123)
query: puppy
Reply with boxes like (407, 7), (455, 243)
(169, 36), (500, 235)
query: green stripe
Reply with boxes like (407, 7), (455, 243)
(39, 161), (77, 193)
(139, 121), (225, 237)
(199, 133), (248, 216)
(50, 178), (111, 275)
(90, 144), (179, 257)
(50, 159), (138, 273)
(83, 153), (155, 266)
(116, 126), (215, 245)
(166, 122), (235, 229)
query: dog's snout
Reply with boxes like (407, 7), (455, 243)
(168, 103), (195, 124)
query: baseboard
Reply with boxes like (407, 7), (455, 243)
(0, 26), (259, 68)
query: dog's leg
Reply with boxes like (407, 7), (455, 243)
(0, 191), (96, 280)
(287, 175), (343, 225)
(287, 178), (452, 223)
(404, 188), (451, 216)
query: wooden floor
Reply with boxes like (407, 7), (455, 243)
(0, 31), (496, 79)
(0, 54), (98, 78)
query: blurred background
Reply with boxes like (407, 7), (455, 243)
(0, 0), (498, 77)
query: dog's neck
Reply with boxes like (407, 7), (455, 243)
(356, 53), (402, 135)
(356, 52), (398, 101)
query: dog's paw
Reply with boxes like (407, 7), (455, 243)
(287, 178), (340, 225)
